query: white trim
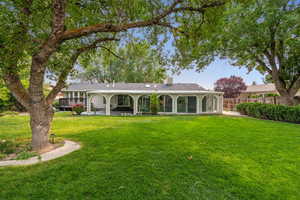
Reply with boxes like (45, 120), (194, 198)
(86, 90), (223, 95)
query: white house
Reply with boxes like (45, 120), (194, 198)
(59, 80), (223, 115)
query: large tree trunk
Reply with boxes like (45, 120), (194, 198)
(29, 102), (54, 151)
(281, 94), (297, 106)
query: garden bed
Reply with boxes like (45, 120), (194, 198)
(0, 137), (64, 161)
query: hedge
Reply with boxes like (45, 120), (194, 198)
(236, 103), (300, 123)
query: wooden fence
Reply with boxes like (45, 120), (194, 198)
(223, 96), (283, 111)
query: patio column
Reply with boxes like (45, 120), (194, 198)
(105, 95), (112, 116)
(132, 95), (140, 115)
(199, 95), (204, 113)
(172, 95), (178, 113)
(197, 96), (202, 114)
(87, 94), (92, 112)
(196, 96), (200, 114)
(219, 95), (223, 113)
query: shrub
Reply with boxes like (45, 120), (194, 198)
(236, 103), (300, 123)
(16, 151), (38, 160)
(53, 100), (60, 109)
(72, 104), (85, 115)
(0, 139), (16, 154)
(0, 153), (5, 160)
(150, 94), (159, 115)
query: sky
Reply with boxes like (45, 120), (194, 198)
(172, 58), (265, 90)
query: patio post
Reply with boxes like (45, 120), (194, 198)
(196, 96), (201, 114)
(172, 95), (178, 114)
(132, 95), (139, 115)
(87, 94), (92, 113)
(105, 95), (112, 116)
(219, 95), (223, 114)
(199, 95), (203, 113)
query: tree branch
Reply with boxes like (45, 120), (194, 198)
(97, 45), (123, 60)
(255, 56), (272, 74)
(156, 22), (188, 36)
(3, 72), (31, 109)
(61, 1), (224, 41)
(29, 0), (67, 103)
(46, 37), (119, 103)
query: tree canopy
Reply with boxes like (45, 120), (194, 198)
(74, 40), (167, 83)
(0, 0), (226, 150)
(214, 76), (247, 98)
(176, 0), (300, 105)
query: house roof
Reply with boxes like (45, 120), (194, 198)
(242, 84), (277, 93)
(63, 82), (207, 92)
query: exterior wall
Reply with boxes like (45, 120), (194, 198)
(91, 95), (105, 109)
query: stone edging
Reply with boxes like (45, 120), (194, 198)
(0, 140), (81, 167)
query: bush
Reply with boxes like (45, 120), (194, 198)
(16, 151), (38, 160)
(53, 100), (60, 109)
(236, 103), (300, 123)
(0, 139), (16, 154)
(150, 94), (159, 115)
(72, 104), (85, 115)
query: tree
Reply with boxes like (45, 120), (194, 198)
(0, 0), (225, 151)
(175, 0), (300, 105)
(75, 40), (167, 83)
(150, 94), (159, 115)
(214, 76), (247, 98)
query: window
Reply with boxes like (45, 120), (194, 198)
(138, 96), (151, 113)
(118, 95), (130, 106)
(159, 95), (173, 112)
(177, 96), (196, 113)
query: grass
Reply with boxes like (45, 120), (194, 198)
(0, 112), (299, 200)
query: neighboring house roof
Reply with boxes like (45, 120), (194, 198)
(242, 83), (300, 96)
(242, 84), (277, 93)
(63, 83), (207, 91)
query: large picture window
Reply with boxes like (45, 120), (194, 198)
(159, 95), (173, 112)
(138, 96), (151, 113)
(177, 96), (197, 113)
(118, 95), (131, 106)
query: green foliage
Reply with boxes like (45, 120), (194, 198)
(75, 40), (167, 83)
(1, 111), (19, 116)
(15, 151), (38, 160)
(150, 94), (159, 115)
(72, 104), (85, 115)
(176, 0), (300, 99)
(0, 153), (5, 160)
(52, 100), (60, 109)
(0, 139), (16, 154)
(237, 103), (300, 123)
(265, 93), (280, 97)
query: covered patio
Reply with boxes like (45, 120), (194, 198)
(84, 90), (223, 116)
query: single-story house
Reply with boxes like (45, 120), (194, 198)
(59, 81), (223, 115)
(240, 83), (300, 98)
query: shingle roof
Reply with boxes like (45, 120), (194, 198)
(243, 84), (276, 93)
(63, 82), (207, 91)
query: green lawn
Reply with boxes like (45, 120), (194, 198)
(0, 113), (299, 200)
